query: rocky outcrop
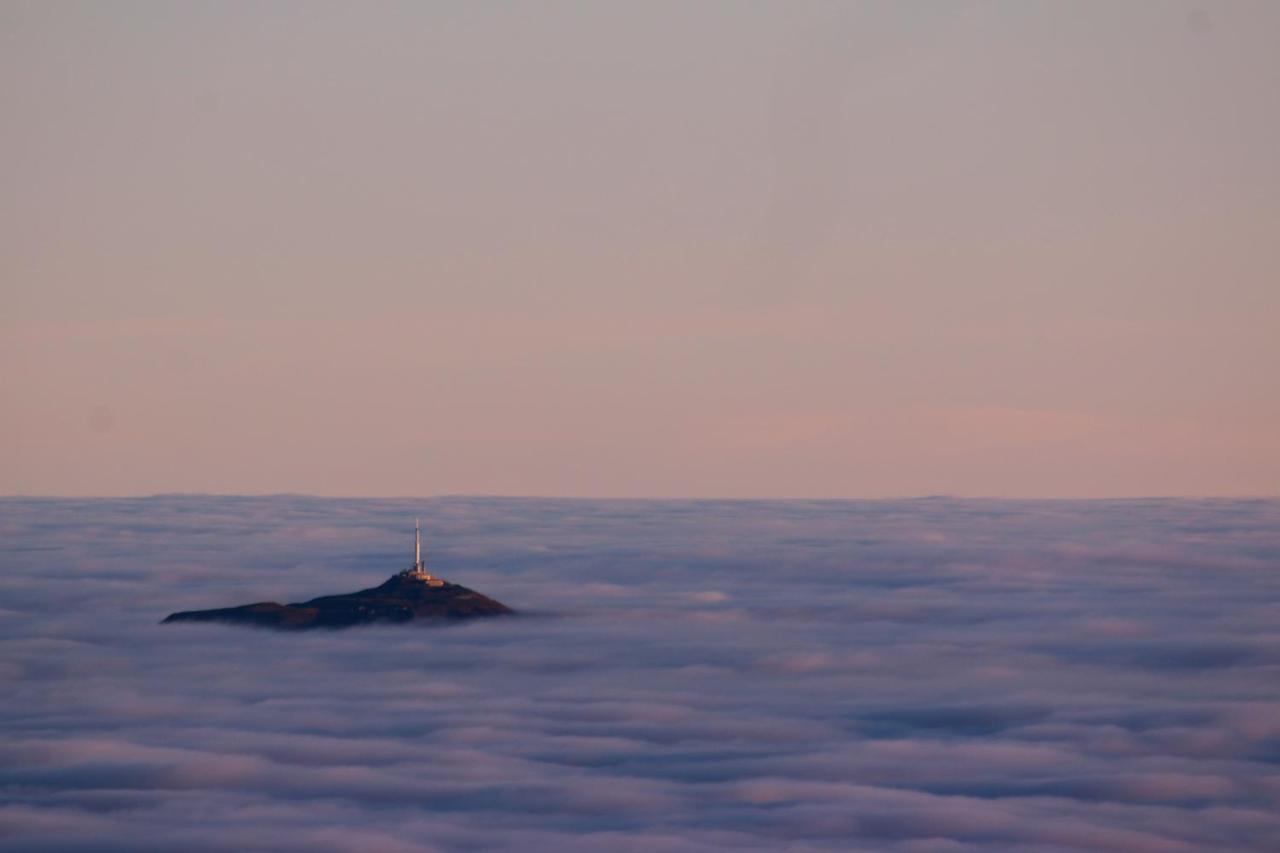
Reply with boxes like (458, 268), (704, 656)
(162, 572), (514, 630)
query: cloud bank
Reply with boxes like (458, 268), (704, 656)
(1, 496), (1278, 851)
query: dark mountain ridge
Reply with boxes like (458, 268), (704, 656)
(162, 571), (514, 630)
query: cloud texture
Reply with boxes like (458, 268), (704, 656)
(1, 496), (1278, 850)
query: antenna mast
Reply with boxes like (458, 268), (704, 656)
(415, 518), (422, 570)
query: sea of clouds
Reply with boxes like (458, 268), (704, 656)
(1, 495), (1278, 851)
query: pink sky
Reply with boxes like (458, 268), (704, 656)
(2, 1), (1277, 497)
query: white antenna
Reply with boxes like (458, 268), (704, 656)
(401, 517), (442, 585)
(415, 518), (422, 569)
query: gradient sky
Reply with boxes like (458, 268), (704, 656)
(3, 0), (1277, 498)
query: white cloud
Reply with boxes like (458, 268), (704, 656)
(1, 496), (1278, 850)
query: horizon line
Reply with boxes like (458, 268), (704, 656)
(1, 492), (1275, 503)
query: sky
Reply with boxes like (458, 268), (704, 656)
(3, 495), (1279, 850)
(2, 1), (1277, 498)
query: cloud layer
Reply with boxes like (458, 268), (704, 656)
(2, 496), (1278, 850)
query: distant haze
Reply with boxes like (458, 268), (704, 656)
(3, 1), (1277, 497)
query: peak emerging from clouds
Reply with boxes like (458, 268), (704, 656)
(162, 571), (514, 629)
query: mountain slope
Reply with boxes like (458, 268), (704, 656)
(162, 572), (514, 629)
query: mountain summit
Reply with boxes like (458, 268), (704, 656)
(162, 572), (513, 630)
(162, 521), (514, 629)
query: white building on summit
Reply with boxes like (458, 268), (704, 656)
(402, 519), (446, 586)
